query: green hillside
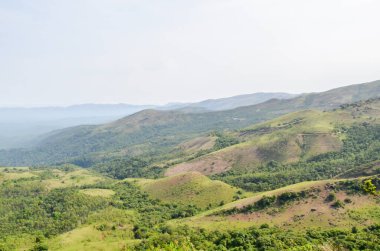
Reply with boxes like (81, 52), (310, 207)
(134, 172), (244, 209)
(166, 97), (380, 178)
(1, 165), (380, 250)
(1, 80), (379, 167)
(0, 166), (208, 250)
(46, 208), (137, 251)
(171, 177), (380, 231)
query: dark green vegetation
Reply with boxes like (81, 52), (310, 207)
(136, 224), (380, 251)
(212, 132), (240, 151)
(0, 184), (107, 237)
(92, 157), (161, 180)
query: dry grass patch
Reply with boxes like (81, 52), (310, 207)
(173, 179), (380, 231)
(80, 189), (115, 198)
(42, 169), (106, 190)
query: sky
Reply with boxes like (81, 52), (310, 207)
(1, 0), (380, 107)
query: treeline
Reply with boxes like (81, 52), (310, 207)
(135, 224), (380, 250)
(92, 158), (161, 179)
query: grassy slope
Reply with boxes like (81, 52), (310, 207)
(170, 178), (380, 231)
(47, 207), (138, 251)
(79, 189), (116, 198)
(0, 166), (109, 189)
(134, 172), (244, 209)
(166, 98), (380, 176)
(175, 135), (217, 154)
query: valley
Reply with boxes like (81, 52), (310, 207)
(2, 0), (380, 249)
(0, 81), (380, 250)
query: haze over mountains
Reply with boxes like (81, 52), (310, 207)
(161, 92), (298, 112)
(3, 80), (378, 151)
(1, 80), (379, 166)
(0, 92), (295, 149)
(0, 104), (154, 149)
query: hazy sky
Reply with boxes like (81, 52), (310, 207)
(1, 0), (380, 106)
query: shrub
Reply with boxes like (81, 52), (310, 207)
(331, 200), (344, 209)
(361, 179), (378, 195)
(325, 193), (336, 202)
(254, 196), (276, 210)
(344, 198), (352, 204)
(277, 192), (300, 205)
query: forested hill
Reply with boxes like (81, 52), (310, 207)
(0, 80), (379, 166)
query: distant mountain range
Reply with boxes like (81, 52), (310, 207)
(1, 80), (379, 166)
(0, 104), (155, 149)
(159, 92), (298, 111)
(0, 93), (296, 149)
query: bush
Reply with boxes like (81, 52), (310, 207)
(362, 179), (378, 195)
(325, 193), (336, 202)
(254, 196), (276, 210)
(213, 133), (239, 150)
(331, 200), (344, 209)
(344, 198), (352, 204)
(277, 192), (300, 205)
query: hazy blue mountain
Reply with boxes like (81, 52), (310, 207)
(0, 104), (154, 149)
(159, 93), (297, 111)
(185, 92), (298, 111)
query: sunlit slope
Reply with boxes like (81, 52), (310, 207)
(171, 177), (380, 231)
(0, 166), (108, 188)
(134, 172), (243, 209)
(166, 98), (380, 176)
(46, 208), (137, 251)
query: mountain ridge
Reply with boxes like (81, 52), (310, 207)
(0, 80), (379, 166)
(0, 92), (295, 149)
